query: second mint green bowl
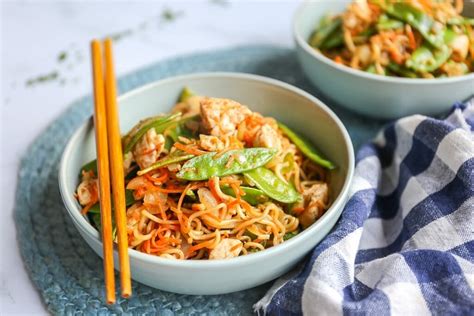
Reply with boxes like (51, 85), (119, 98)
(294, 0), (474, 119)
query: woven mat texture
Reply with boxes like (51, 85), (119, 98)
(14, 45), (385, 315)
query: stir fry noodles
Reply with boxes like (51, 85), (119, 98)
(76, 88), (335, 260)
(309, 0), (474, 78)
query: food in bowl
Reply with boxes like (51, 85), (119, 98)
(76, 87), (335, 260)
(308, 0), (474, 78)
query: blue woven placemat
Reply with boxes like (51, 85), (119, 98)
(14, 45), (386, 315)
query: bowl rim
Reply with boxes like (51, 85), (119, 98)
(293, 0), (474, 84)
(59, 71), (355, 268)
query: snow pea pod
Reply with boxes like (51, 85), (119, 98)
(137, 151), (194, 175)
(443, 28), (457, 44)
(177, 148), (276, 181)
(89, 212), (103, 231)
(185, 189), (197, 200)
(377, 14), (404, 31)
(80, 159), (97, 176)
(406, 45), (451, 73)
(87, 189), (136, 214)
(178, 87), (195, 102)
(319, 24), (374, 49)
(165, 115), (200, 143)
(309, 17), (342, 48)
(365, 64), (387, 75)
(278, 122), (335, 170)
(88, 213), (117, 240)
(221, 186), (269, 206)
(283, 230), (299, 241)
(386, 62), (418, 78)
(385, 3), (445, 48)
(353, 27), (377, 44)
(447, 17), (474, 26)
(123, 112), (182, 153)
(319, 31), (344, 49)
(244, 167), (300, 204)
(80, 159), (138, 180)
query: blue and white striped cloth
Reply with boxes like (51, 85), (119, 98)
(255, 99), (474, 315)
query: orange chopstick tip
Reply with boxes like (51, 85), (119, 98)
(106, 295), (116, 305)
(91, 39), (100, 48)
(121, 291), (131, 299)
(104, 37), (113, 45)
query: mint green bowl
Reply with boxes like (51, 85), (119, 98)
(59, 72), (354, 295)
(294, 0), (474, 119)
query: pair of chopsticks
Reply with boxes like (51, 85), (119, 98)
(91, 38), (131, 304)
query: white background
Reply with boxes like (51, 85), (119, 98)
(1, 0), (300, 314)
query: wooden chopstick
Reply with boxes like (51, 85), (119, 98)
(91, 40), (116, 304)
(91, 38), (132, 303)
(103, 38), (132, 298)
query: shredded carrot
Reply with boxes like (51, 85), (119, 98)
(136, 145), (159, 156)
(227, 199), (240, 209)
(81, 201), (96, 215)
(152, 187), (186, 194)
(157, 201), (168, 221)
(219, 177), (241, 185)
(292, 207), (305, 215)
(388, 44), (404, 64)
(145, 169), (169, 184)
(142, 239), (151, 253)
(187, 238), (215, 256)
(208, 178), (222, 202)
(174, 142), (206, 156)
(239, 199), (253, 213)
(230, 183), (243, 199)
(230, 243), (241, 252)
(202, 212), (221, 222)
(406, 25), (416, 50)
(175, 183), (192, 233)
(455, 0), (463, 14)
(334, 56), (344, 64)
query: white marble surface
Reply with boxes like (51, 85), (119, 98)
(1, 0), (299, 314)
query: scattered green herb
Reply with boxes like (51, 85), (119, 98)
(161, 8), (184, 23)
(25, 71), (59, 87)
(209, 0), (230, 7)
(57, 51), (67, 63)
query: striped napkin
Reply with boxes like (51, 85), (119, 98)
(255, 98), (474, 315)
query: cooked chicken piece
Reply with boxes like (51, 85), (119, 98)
(344, 0), (371, 33)
(77, 171), (98, 205)
(172, 96), (204, 117)
(123, 151), (134, 172)
(441, 61), (468, 77)
(126, 176), (148, 199)
(432, 1), (458, 24)
(253, 124), (281, 150)
(167, 163), (181, 172)
(197, 188), (219, 215)
(126, 202), (142, 232)
(200, 98), (251, 136)
(143, 191), (168, 208)
(209, 238), (243, 259)
(449, 35), (469, 62)
(298, 183), (329, 229)
(199, 134), (225, 152)
(133, 128), (165, 169)
(356, 44), (372, 68)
